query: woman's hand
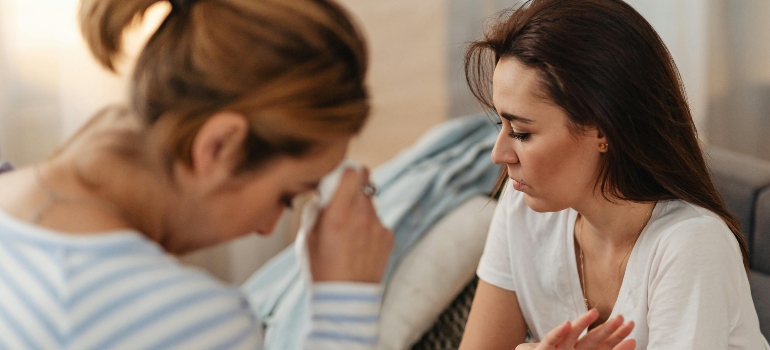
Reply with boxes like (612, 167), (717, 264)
(308, 168), (394, 283)
(516, 309), (636, 350)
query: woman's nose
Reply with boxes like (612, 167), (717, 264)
(491, 132), (519, 165)
(256, 208), (285, 235)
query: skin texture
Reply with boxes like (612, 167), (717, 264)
(460, 58), (646, 348)
(515, 309), (636, 350)
(0, 110), (393, 283)
(460, 280), (528, 349)
(489, 58), (605, 214)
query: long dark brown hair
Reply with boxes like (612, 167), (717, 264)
(465, 0), (750, 270)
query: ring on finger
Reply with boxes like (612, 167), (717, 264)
(361, 182), (377, 197)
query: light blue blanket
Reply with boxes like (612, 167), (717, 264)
(241, 114), (502, 349)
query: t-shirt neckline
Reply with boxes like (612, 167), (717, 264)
(564, 201), (665, 321)
(0, 206), (151, 250)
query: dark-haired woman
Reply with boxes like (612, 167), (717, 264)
(459, 0), (769, 349)
(0, 0), (392, 348)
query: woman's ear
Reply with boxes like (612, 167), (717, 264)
(596, 129), (609, 153)
(190, 111), (249, 186)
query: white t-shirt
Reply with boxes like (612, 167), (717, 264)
(477, 185), (770, 349)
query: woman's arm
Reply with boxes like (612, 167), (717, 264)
(460, 279), (528, 349)
(305, 168), (393, 349)
(460, 280), (637, 350)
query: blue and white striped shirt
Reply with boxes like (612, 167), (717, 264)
(0, 208), (382, 349)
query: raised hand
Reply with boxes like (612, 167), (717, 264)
(308, 168), (394, 283)
(516, 309), (636, 350)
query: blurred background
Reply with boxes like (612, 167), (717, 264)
(0, 0), (768, 283)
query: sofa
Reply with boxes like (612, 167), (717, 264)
(396, 145), (770, 349)
(710, 146), (770, 339)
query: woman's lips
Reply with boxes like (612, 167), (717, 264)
(511, 178), (525, 190)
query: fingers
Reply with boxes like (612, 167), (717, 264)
(534, 309), (598, 350)
(561, 309), (599, 347)
(536, 321), (571, 350)
(576, 314), (622, 349)
(602, 320), (635, 349)
(526, 313), (635, 350)
(308, 166), (393, 283)
(574, 315), (634, 350)
(321, 168), (376, 231)
(613, 339), (636, 350)
(324, 168), (365, 212)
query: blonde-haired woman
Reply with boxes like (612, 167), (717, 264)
(0, 0), (393, 348)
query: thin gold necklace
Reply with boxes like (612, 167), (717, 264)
(577, 205), (654, 311)
(32, 165), (124, 224)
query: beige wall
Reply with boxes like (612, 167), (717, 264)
(341, 0), (449, 167)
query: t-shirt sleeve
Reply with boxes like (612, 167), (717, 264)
(646, 216), (747, 349)
(476, 187), (516, 291)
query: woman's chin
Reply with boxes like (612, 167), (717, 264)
(523, 194), (564, 213)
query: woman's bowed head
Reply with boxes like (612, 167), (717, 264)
(0, 0), (396, 347)
(65, 0), (388, 256)
(460, 0), (766, 349)
(2, 0), (392, 295)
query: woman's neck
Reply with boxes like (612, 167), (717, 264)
(37, 108), (175, 244)
(574, 197), (656, 249)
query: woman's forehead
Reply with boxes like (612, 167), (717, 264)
(492, 58), (559, 123)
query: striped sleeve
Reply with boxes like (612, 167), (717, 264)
(306, 282), (383, 349)
(0, 214), (266, 350)
(68, 259), (264, 350)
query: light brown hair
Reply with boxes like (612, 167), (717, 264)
(79, 0), (369, 171)
(466, 0), (750, 270)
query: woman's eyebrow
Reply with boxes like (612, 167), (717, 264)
(500, 112), (534, 124)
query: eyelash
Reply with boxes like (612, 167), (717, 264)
(496, 121), (531, 141)
(510, 132), (530, 140)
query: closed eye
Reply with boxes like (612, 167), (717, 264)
(497, 121), (530, 140)
(280, 194), (295, 209)
(509, 132), (530, 141)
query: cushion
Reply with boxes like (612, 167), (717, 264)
(411, 276), (478, 349)
(378, 196), (496, 349)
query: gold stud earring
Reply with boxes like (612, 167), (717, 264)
(599, 143), (609, 150)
